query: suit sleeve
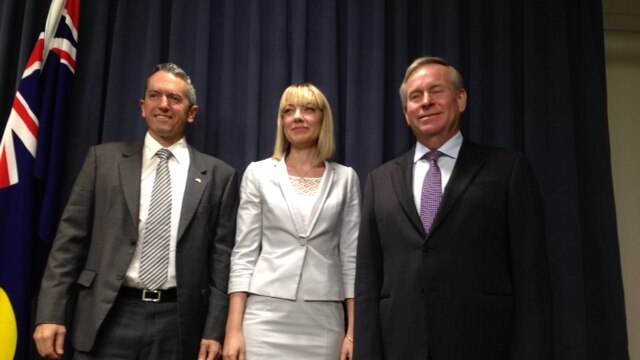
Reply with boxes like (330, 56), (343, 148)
(508, 154), (554, 359)
(204, 165), (239, 340)
(354, 172), (384, 359)
(339, 168), (360, 299)
(227, 162), (263, 294)
(35, 147), (97, 324)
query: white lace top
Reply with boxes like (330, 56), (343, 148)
(289, 176), (322, 227)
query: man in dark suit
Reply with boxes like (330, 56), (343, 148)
(33, 63), (238, 359)
(354, 56), (553, 359)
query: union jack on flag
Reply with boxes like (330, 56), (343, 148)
(0, 0), (81, 359)
(0, 0), (80, 188)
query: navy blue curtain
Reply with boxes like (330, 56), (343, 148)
(0, 0), (628, 359)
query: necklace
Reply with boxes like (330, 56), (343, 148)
(286, 159), (322, 180)
(288, 164), (314, 179)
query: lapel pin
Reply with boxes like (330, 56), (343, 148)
(195, 178), (202, 183)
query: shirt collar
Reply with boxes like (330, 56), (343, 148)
(143, 132), (189, 164)
(413, 131), (464, 164)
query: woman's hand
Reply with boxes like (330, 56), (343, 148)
(222, 329), (246, 360)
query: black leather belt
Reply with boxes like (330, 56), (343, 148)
(118, 286), (177, 303)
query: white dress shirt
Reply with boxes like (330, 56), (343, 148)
(412, 131), (463, 213)
(123, 132), (190, 289)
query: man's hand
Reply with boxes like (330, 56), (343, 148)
(33, 324), (66, 360)
(198, 339), (222, 360)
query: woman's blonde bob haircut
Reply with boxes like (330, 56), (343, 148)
(272, 83), (336, 161)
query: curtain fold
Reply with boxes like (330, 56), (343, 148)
(0, 0), (628, 358)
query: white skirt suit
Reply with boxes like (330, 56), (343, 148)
(228, 158), (360, 359)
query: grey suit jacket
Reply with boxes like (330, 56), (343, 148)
(228, 158), (360, 301)
(354, 140), (553, 360)
(35, 140), (238, 359)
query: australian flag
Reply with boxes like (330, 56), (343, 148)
(0, 0), (80, 358)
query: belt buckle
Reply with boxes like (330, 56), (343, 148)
(141, 289), (161, 302)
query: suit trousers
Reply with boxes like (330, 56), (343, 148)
(72, 296), (179, 360)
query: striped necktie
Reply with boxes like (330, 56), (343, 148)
(140, 148), (173, 290)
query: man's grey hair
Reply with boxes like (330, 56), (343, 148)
(399, 56), (465, 108)
(144, 62), (197, 106)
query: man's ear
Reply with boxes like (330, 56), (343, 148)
(140, 99), (146, 117)
(457, 90), (468, 113)
(187, 105), (199, 124)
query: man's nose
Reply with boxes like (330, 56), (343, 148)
(421, 92), (434, 106)
(158, 95), (170, 107)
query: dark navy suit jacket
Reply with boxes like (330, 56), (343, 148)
(354, 140), (553, 360)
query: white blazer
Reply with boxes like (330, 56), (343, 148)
(228, 158), (360, 301)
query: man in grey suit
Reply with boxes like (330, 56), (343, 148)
(33, 63), (238, 359)
(354, 56), (553, 359)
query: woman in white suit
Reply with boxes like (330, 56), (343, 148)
(222, 83), (360, 360)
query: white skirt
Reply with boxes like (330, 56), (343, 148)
(243, 293), (345, 359)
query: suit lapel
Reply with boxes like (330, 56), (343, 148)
(119, 142), (143, 229)
(428, 140), (487, 238)
(275, 159), (334, 244)
(304, 161), (333, 237)
(390, 148), (425, 236)
(275, 159), (307, 243)
(177, 146), (208, 240)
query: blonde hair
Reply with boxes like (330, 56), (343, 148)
(272, 83), (336, 161)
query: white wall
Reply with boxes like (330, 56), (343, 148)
(603, 2), (640, 357)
